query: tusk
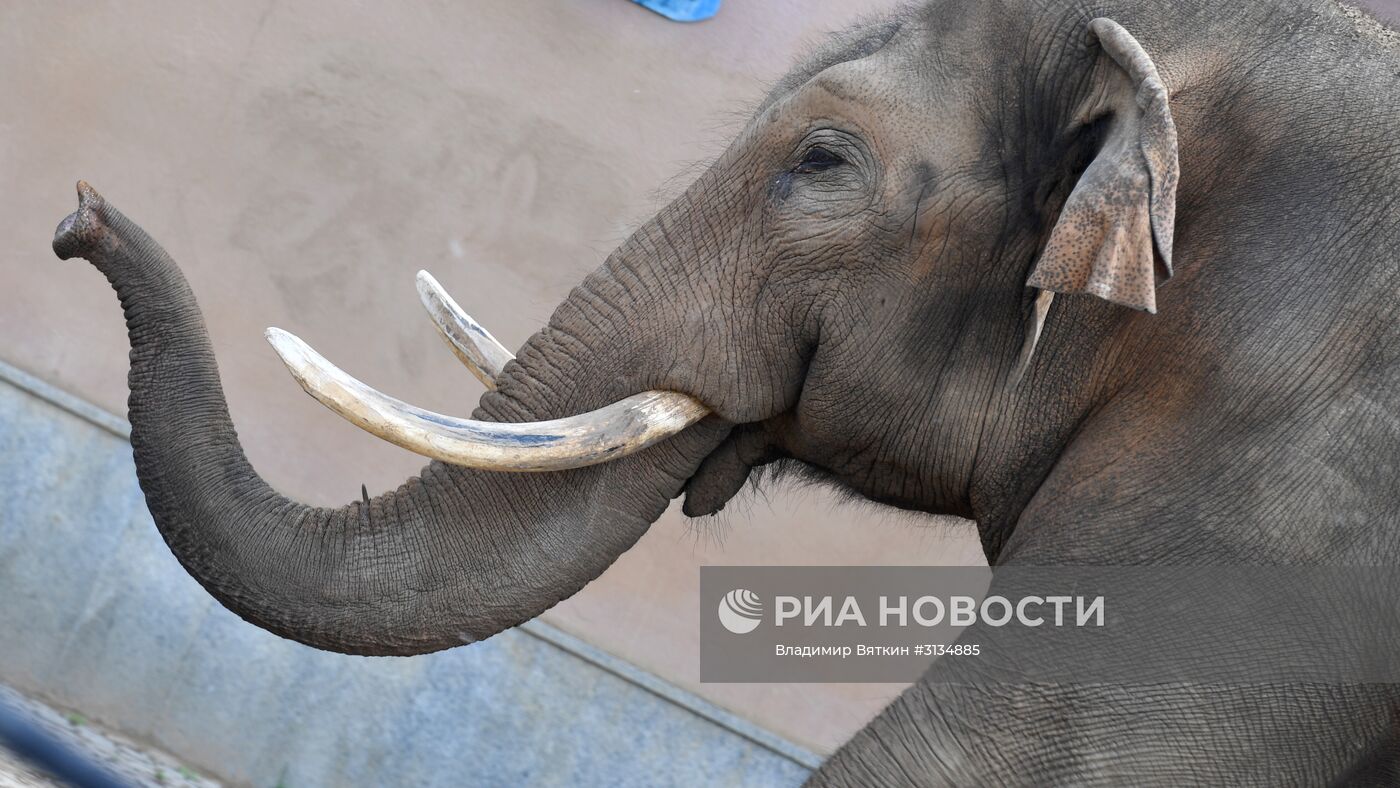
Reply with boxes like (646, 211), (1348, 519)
(1014, 289), (1055, 385)
(414, 270), (717, 468)
(265, 327), (709, 472)
(416, 270), (515, 389)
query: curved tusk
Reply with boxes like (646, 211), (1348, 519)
(416, 270), (515, 389)
(414, 271), (719, 469)
(265, 327), (709, 472)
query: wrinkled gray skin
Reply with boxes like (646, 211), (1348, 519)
(50, 0), (1400, 783)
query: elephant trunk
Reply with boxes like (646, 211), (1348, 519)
(52, 182), (728, 656)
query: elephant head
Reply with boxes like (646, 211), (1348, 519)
(52, 5), (1178, 655)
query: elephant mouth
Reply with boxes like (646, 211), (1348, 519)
(679, 421), (785, 517)
(265, 269), (714, 472)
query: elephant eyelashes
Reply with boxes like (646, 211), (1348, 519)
(793, 146), (844, 174)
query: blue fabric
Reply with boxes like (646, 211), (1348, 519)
(631, 0), (720, 22)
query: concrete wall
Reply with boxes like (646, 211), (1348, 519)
(0, 360), (817, 787)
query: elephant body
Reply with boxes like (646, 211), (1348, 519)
(46, 0), (1400, 783)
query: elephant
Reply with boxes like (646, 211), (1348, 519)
(44, 0), (1400, 782)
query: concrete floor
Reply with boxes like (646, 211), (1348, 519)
(2, 0), (1396, 761)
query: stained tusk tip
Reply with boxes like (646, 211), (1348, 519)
(264, 327), (306, 360)
(416, 270), (445, 300)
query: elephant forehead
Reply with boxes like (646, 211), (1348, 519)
(775, 53), (986, 161)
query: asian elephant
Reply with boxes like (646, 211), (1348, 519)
(46, 0), (1400, 783)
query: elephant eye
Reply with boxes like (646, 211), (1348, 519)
(793, 146), (845, 174)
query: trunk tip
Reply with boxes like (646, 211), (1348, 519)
(52, 180), (108, 260)
(76, 180), (104, 207)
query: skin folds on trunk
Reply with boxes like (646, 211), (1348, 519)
(52, 182), (728, 656)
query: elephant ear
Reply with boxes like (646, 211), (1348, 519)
(1027, 18), (1178, 314)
